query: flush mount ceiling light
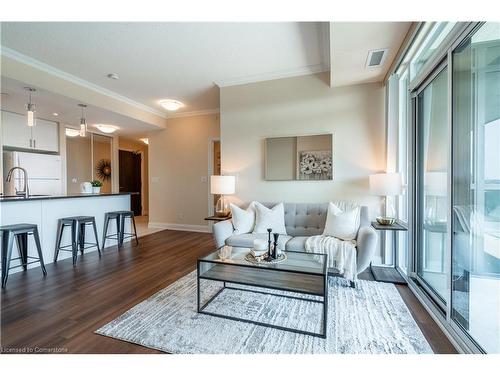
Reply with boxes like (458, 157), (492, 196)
(140, 138), (149, 145)
(95, 124), (118, 134)
(24, 87), (37, 127)
(65, 128), (80, 137)
(52, 112), (59, 117)
(159, 99), (183, 111)
(107, 73), (119, 80)
(78, 104), (88, 137)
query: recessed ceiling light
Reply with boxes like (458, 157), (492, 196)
(65, 128), (80, 137)
(52, 112), (59, 116)
(159, 99), (183, 111)
(107, 73), (119, 80)
(94, 124), (118, 134)
(140, 138), (149, 145)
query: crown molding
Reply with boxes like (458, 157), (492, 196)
(166, 108), (219, 119)
(1, 46), (167, 118)
(214, 63), (329, 88)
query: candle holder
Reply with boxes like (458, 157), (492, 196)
(267, 228), (272, 260)
(272, 233), (280, 259)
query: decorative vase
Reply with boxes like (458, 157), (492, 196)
(92, 187), (101, 194)
(215, 195), (230, 217)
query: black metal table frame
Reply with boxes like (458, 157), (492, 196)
(370, 220), (408, 285)
(196, 251), (328, 339)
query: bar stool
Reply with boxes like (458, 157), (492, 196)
(102, 210), (139, 249)
(54, 216), (100, 266)
(1, 223), (47, 288)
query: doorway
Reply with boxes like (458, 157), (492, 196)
(213, 140), (221, 209)
(119, 149), (142, 216)
(207, 138), (221, 231)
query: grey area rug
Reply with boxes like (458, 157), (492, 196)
(96, 272), (433, 354)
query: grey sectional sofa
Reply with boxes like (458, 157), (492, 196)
(212, 201), (378, 277)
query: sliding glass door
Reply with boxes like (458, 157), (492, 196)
(415, 65), (449, 305)
(451, 22), (500, 353)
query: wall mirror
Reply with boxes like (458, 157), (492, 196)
(265, 134), (333, 181)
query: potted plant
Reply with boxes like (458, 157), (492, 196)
(91, 180), (103, 194)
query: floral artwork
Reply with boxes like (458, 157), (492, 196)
(299, 151), (332, 180)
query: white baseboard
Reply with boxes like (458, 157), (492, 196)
(148, 222), (210, 233)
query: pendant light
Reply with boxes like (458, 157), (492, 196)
(78, 104), (88, 137)
(25, 87), (37, 127)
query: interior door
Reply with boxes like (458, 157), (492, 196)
(119, 150), (142, 216)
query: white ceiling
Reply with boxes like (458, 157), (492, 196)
(0, 76), (158, 137)
(1, 22), (329, 116)
(330, 22), (411, 87)
(1, 22), (411, 136)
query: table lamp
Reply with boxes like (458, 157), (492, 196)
(369, 172), (403, 225)
(210, 175), (236, 217)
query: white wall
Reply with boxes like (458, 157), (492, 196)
(220, 72), (386, 218)
(148, 113), (220, 232)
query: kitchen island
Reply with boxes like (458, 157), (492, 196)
(0, 193), (133, 273)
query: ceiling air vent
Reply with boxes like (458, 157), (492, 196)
(366, 49), (388, 68)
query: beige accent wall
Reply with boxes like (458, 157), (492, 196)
(148, 113), (220, 229)
(93, 135), (112, 193)
(220, 72), (386, 217)
(118, 137), (149, 215)
(66, 135), (92, 194)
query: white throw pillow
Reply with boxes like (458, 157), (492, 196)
(252, 202), (287, 235)
(230, 202), (256, 235)
(323, 202), (360, 241)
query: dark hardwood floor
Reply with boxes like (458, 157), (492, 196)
(1, 229), (456, 354)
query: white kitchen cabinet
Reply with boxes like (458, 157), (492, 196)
(1, 111), (32, 149)
(32, 118), (59, 152)
(1, 110), (59, 152)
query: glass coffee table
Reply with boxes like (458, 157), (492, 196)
(197, 246), (328, 338)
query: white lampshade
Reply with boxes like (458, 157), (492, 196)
(370, 172), (403, 196)
(210, 175), (236, 195)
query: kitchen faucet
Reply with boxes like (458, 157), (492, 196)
(6, 167), (30, 199)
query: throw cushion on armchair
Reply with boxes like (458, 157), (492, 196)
(252, 202), (287, 235)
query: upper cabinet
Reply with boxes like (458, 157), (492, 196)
(1, 111), (32, 149)
(31, 118), (59, 152)
(1, 111), (59, 153)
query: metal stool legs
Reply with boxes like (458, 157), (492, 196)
(103, 211), (139, 249)
(54, 217), (100, 266)
(1, 232), (14, 288)
(102, 213), (121, 249)
(1, 224), (46, 288)
(32, 226), (47, 276)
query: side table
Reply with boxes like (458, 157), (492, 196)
(370, 220), (408, 284)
